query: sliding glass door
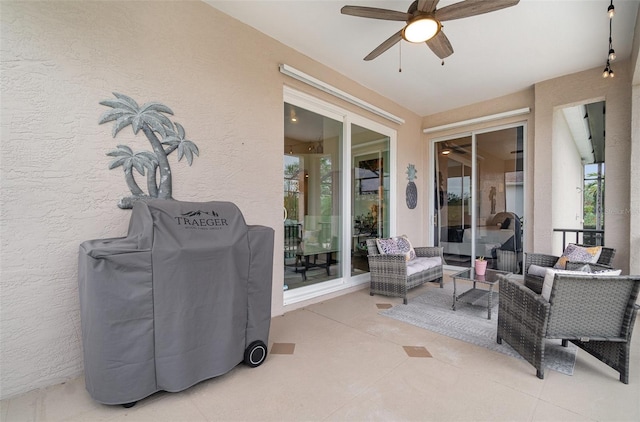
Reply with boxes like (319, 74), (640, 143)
(283, 88), (396, 304)
(351, 124), (390, 275)
(284, 103), (343, 291)
(433, 125), (525, 273)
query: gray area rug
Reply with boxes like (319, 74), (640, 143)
(380, 282), (577, 376)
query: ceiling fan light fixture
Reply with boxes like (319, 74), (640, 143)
(402, 15), (440, 43)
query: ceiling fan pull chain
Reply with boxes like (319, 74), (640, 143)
(399, 41), (402, 73)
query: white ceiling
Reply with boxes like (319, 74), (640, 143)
(204, 0), (638, 117)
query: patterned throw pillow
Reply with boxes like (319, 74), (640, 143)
(553, 244), (602, 269)
(396, 235), (416, 260)
(376, 237), (415, 261)
(376, 238), (402, 255)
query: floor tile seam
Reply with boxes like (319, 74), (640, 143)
(179, 394), (212, 422)
(6, 389), (42, 422)
(318, 357), (411, 422)
(534, 373), (608, 422)
(304, 307), (393, 343)
(530, 396), (599, 422)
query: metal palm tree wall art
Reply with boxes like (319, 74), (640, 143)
(99, 93), (199, 209)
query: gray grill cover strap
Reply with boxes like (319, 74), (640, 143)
(78, 200), (273, 405)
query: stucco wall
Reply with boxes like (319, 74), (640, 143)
(551, 110), (584, 255)
(0, 1), (422, 399)
(534, 62), (633, 272)
(630, 8), (640, 275)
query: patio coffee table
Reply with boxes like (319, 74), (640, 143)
(451, 268), (510, 320)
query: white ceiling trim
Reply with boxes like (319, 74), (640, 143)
(423, 107), (530, 134)
(279, 64), (405, 125)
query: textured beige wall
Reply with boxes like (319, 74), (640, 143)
(534, 62), (633, 272)
(631, 9), (640, 275)
(0, 1), (422, 399)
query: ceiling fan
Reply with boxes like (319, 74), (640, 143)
(441, 141), (470, 155)
(341, 0), (520, 61)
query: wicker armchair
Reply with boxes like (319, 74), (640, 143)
(497, 273), (640, 383)
(366, 239), (443, 304)
(524, 244), (616, 294)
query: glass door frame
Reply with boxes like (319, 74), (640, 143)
(429, 121), (527, 270)
(284, 86), (397, 306)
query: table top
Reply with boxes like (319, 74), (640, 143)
(296, 243), (338, 256)
(451, 268), (510, 285)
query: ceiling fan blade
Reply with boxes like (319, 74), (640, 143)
(436, 0), (519, 22)
(426, 30), (453, 59)
(364, 30), (403, 61)
(341, 6), (409, 21)
(418, 0), (440, 13)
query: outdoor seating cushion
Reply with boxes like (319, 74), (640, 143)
(553, 244), (602, 269)
(527, 264), (549, 277)
(541, 267), (622, 300)
(406, 256), (442, 276)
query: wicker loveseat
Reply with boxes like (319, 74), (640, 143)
(366, 239), (443, 304)
(524, 244), (616, 294)
(497, 273), (640, 383)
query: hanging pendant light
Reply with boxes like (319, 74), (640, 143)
(602, 1), (615, 78)
(607, 1), (615, 18)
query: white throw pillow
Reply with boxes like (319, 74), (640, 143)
(541, 268), (622, 301)
(595, 269), (623, 276)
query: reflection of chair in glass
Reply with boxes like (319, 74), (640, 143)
(284, 223), (302, 263)
(497, 273), (640, 383)
(292, 216), (339, 280)
(488, 212), (522, 273)
(524, 244), (616, 294)
(353, 214), (377, 251)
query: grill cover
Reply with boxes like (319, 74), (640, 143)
(78, 200), (274, 405)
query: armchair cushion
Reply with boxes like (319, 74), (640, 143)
(406, 256), (442, 276)
(553, 244), (602, 269)
(527, 264), (549, 278)
(531, 262), (593, 277)
(541, 267), (621, 301)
